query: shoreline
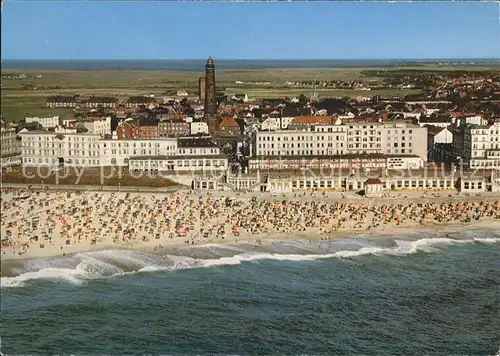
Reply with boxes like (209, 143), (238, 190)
(2, 188), (500, 264)
(2, 218), (499, 263)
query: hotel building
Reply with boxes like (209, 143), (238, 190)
(19, 132), (227, 173)
(1, 125), (21, 166)
(252, 121), (428, 170)
(452, 120), (500, 169)
(254, 122), (427, 158)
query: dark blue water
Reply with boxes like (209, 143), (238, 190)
(2, 59), (499, 71)
(1, 233), (500, 355)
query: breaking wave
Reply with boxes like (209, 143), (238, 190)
(2, 235), (499, 288)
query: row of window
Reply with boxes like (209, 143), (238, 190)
(23, 157), (99, 165)
(131, 159), (227, 168)
(250, 162), (387, 169)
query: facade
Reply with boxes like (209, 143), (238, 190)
(177, 137), (221, 156)
(364, 178), (384, 197)
(116, 121), (139, 139)
(219, 117), (241, 137)
(190, 121), (209, 135)
(261, 117), (281, 131)
(193, 170), (499, 194)
(129, 155), (228, 173)
(1, 125), (21, 165)
(137, 122), (160, 139)
(25, 116), (60, 129)
(452, 120), (500, 169)
(254, 121), (428, 161)
(99, 138), (178, 166)
(427, 126), (453, 162)
(248, 155), (423, 172)
(20, 131), (178, 167)
(199, 77), (206, 102)
(82, 116), (112, 137)
(158, 119), (190, 137)
(20, 131), (102, 167)
(84, 96), (118, 108)
(46, 96), (78, 108)
(19, 131), (225, 170)
(125, 96), (157, 108)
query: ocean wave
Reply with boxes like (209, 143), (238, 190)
(2, 236), (499, 288)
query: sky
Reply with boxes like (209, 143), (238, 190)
(1, 1), (499, 60)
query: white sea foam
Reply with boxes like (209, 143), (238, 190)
(2, 236), (499, 288)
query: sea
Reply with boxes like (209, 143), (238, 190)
(2, 59), (499, 71)
(1, 230), (500, 355)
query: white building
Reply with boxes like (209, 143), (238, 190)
(453, 120), (500, 169)
(128, 155), (228, 173)
(82, 116), (111, 137)
(55, 125), (77, 134)
(19, 132), (225, 173)
(260, 117), (281, 131)
(190, 121), (209, 135)
(280, 117), (295, 129)
(1, 125), (21, 166)
(255, 121), (428, 161)
(99, 138), (178, 166)
(177, 137), (221, 156)
(25, 116), (60, 129)
(20, 131), (178, 167)
(20, 131), (101, 167)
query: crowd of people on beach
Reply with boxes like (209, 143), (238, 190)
(1, 187), (500, 258)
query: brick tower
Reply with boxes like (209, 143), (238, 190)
(204, 56), (219, 134)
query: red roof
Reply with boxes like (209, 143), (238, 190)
(365, 178), (383, 185)
(220, 117), (239, 127)
(291, 116), (334, 125)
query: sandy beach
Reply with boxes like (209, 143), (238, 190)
(1, 187), (500, 262)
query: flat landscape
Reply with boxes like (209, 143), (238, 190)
(1, 65), (497, 122)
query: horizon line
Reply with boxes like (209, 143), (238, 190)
(2, 57), (500, 61)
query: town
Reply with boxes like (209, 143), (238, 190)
(1, 57), (500, 196)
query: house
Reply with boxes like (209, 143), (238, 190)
(116, 120), (139, 139)
(46, 95), (78, 108)
(54, 125), (78, 134)
(81, 116), (112, 137)
(261, 117), (281, 131)
(84, 96), (119, 108)
(176, 90), (189, 97)
(177, 136), (220, 156)
(190, 121), (209, 135)
(418, 115), (453, 128)
(426, 125), (453, 162)
(125, 96), (157, 108)
(25, 116), (60, 129)
(219, 117), (241, 137)
(490, 170), (500, 192)
(158, 119), (190, 137)
(364, 178), (384, 197)
(61, 118), (77, 128)
(0, 123), (21, 165)
(287, 116), (335, 130)
(137, 118), (159, 139)
(455, 177), (487, 193)
(231, 93), (248, 103)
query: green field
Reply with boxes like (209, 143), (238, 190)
(1, 65), (497, 122)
